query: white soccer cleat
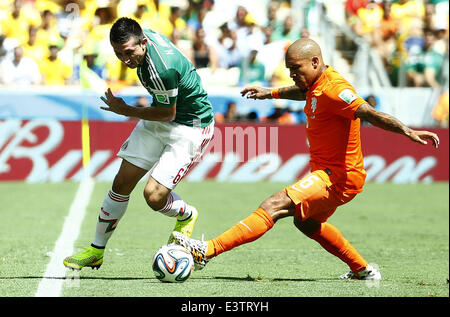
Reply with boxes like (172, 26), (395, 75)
(339, 264), (382, 280)
(171, 231), (209, 270)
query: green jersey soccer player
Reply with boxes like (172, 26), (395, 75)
(64, 17), (214, 270)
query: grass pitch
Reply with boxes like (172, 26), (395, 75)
(0, 181), (448, 298)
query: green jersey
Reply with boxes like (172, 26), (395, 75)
(137, 29), (214, 127)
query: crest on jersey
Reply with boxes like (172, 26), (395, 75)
(155, 93), (170, 104)
(311, 97), (317, 113)
(338, 89), (357, 104)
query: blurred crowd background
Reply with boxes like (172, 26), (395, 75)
(0, 0), (448, 125)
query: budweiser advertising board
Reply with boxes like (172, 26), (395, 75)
(0, 120), (447, 183)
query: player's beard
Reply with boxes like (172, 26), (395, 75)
(125, 58), (139, 68)
(126, 53), (145, 69)
(125, 61), (137, 69)
(294, 79), (307, 90)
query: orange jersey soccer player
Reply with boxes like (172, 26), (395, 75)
(172, 38), (440, 280)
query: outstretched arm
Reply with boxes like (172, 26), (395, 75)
(241, 85), (307, 101)
(355, 103), (440, 148)
(100, 88), (176, 122)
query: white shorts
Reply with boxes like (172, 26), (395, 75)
(118, 120), (214, 190)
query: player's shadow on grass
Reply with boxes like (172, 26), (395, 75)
(196, 276), (335, 282)
(70, 276), (150, 281)
(0, 276), (150, 281)
(2, 274), (336, 282)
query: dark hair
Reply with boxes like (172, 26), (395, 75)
(110, 17), (144, 44)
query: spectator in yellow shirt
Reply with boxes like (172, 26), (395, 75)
(22, 26), (47, 63)
(0, 0), (41, 43)
(157, 6), (187, 38)
(355, 1), (384, 38)
(88, 4), (117, 42)
(38, 43), (73, 86)
(390, 0), (425, 34)
(36, 9), (61, 48)
(132, 0), (160, 30)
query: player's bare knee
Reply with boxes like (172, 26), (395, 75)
(143, 188), (167, 211)
(112, 173), (132, 195)
(260, 191), (295, 222)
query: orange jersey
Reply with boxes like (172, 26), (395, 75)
(303, 66), (367, 194)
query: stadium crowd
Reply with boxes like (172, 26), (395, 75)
(0, 0), (448, 124)
(346, 0), (448, 89)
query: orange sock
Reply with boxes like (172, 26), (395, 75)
(206, 208), (274, 258)
(309, 222), (367, 272)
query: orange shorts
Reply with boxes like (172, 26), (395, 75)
(284, 170), (357, 223)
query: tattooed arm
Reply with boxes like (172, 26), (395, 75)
(240, 85), (307, 101)
(355, 103), (440, 148)
(278, 85), (307, 100)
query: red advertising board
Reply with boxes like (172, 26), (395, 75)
(0, 119), (447, 183)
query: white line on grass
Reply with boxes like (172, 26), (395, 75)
(35, 176), (95, 297)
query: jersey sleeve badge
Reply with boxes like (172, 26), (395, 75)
(155, 93), (170, 104)
(338, 89), (357, 104)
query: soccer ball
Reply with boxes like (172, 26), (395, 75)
(152, 244), (194, 283)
